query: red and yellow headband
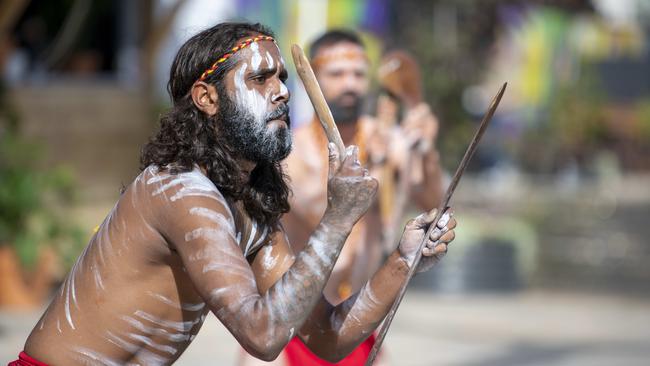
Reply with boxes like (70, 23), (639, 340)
(198, 35), (276, 81)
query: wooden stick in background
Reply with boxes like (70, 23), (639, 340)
(291, 44), (346, 161)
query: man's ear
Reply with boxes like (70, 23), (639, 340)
(190, 81), (219, 116)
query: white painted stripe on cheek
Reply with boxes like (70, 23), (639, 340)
(234, 63), (268, 125)
(265, 49), (274, 69)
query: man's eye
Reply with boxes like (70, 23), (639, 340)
(251, 75), (266, 84)
(329, 71), (344, 78)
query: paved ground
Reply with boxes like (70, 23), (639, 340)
(2, 290), (649, 365)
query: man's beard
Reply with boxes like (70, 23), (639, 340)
(217, 89), (292, 163)
(328, 91), (362, 125)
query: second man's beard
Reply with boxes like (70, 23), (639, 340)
(217, 89), (292, 163)
(328, 91), (363, 125)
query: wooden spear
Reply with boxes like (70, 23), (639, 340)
(365, 82), (507, 365)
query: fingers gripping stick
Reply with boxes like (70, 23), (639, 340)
(291, 44), (346, 161)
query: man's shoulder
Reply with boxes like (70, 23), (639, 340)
(136, 165), (228, 206)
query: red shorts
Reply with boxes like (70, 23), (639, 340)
(284, 334), (378, 366)
(7, 352), (49, 366)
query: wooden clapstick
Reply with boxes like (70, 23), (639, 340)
(291, 44), (346, 161)
(376, 50), (426, 250)
(377, 50), (424, 108)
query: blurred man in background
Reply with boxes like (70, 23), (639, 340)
(240, 29), (446, 366)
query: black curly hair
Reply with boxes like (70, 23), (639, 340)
(140, 22), (290, 228)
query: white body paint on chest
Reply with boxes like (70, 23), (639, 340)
(147, 291), (205, 312)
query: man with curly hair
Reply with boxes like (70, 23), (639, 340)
(11, 22), (456, 365)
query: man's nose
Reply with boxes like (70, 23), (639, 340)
(342, 73), (363, 92)
(272, 81), (290, 104)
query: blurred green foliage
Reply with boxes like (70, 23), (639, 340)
(522, 65), (609, 173)
(0, 82), (84, 270)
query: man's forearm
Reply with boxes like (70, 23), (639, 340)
(223, 214), (352, 359)
(299, 250), (410, 361)
(264, 216), (350, 322)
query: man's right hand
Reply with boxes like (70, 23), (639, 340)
(324, 143), (378, 228)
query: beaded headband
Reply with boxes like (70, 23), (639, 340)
(198, 35), (276, 82)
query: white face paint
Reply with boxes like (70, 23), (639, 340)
(250, 42), (263, 71)
(232, 42), (288, 126)
(264, 47), (274, 69)
(233, 63), (269, 126)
